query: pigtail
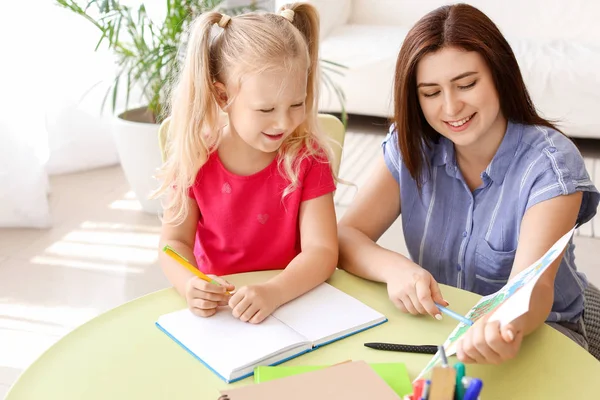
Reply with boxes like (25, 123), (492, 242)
(153, 11), (226, 225)
(277, 3), (338, 197)
(282, 3), (320, 124)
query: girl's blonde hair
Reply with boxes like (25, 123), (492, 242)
(153, 2), (336, 225)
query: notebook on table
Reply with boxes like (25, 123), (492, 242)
(254, 362), (412, 397)
(156, 283), (387, 383)
(220, 360), (401, 399)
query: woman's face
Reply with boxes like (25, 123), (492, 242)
(415, 47), (506, 151)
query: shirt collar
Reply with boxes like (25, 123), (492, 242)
(431, 121), (523, 184)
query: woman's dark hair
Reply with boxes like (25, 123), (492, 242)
(393, 3), (559, 186)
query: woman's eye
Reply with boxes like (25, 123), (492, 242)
(259, 108), (274, 113)
(458, 80), (477, 90)
(422, 91), (440, 98)
(291, 102), (304, 108)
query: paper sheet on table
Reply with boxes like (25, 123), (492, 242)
(415, 228), (574, 381)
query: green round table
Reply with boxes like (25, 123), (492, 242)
(6, 270), (600, 399)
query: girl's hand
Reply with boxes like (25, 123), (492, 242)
(229, 283), (283, 324)
(456, 313), (523, 364)
(385, 262), (448, 319)
(185, 275), (235, 318)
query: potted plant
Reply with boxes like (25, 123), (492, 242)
(56, 0), (347, 214)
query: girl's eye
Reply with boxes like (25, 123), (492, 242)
(422, 91), (440, 98)
(459, 80), (477, 90)
(259, 108), (274, 113)
(291, 102), (304, 108)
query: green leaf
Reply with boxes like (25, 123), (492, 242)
(320, 59), (349, 69)
(56, 0), (346, 122)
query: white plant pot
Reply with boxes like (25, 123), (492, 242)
(112, 107), (163, 214)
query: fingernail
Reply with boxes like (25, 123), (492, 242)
(435, 314), (443, 321)
(506, 329), (515, 342)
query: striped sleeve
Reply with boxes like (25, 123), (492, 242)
(525, 144), (599, 227)
(382, 125), (402, 184)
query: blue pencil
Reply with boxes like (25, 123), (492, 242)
(435, 303), (474, 326)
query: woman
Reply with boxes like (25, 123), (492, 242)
(338, 3), (599, 364)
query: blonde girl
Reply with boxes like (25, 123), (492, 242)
(155, 3), (338, 324)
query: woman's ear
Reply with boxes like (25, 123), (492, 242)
(214, 82), (229, 110)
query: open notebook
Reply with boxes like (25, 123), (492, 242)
(156, 283), (387, 383)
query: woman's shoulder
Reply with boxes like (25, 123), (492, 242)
(513, 122), (599, 222)
(511, 122), (590, 178)
(517, 123), (582, 161)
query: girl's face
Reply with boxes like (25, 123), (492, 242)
(218, 67), (308, 156)
(415, 47), (507, 152)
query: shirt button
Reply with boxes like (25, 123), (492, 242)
(462, 231), (468, 237)
(456, 265), (462, 271)
(548, 146), (557, 153)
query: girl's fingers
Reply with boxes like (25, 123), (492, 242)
(208, 275), (236, 291)
(189, 287), (228, 302)
(190, 277), (228, 294)
(231, 295), (251, 319)
(191, 298), (218, 310)
(249, 310), (268, 324)
(190, 306), (217, 318)
(228, 290), (244, 309)
(239, 303), (260, 323)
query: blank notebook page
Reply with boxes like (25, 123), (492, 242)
(272, 283), (385, 344)
(157, 309), (307, 375)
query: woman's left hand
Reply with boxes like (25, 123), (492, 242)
(229, 282), (283, 324)
(456, 313), (524, 364)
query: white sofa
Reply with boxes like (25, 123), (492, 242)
(277, 0), (600, 140)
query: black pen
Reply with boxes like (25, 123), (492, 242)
(364, 342), (439, 354)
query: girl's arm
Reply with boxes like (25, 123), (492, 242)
(158, 196), (201, 297)
(265, 192), (338, 305)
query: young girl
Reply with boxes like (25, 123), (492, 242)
(154, 3), (338, 325)
(338, 4), (600, 364)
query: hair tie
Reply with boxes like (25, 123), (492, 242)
(218, 14), (231, 28)
(280, 9), (295, 23)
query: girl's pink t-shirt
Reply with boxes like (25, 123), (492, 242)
(189, 151), (336, 276)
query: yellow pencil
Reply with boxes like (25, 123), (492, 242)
(162, 245), (231, 295)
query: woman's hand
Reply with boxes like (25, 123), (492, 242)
(385, 262), (448, 319)
(229, 282), (283, 324)
(185, 275), (235, 317)
(456, 313), (524, 364)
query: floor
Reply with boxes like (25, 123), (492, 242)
(1, 115), (599, 397)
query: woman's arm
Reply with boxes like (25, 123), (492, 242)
(338, 154), (447, 317)
(509, 191), (583, 335)
(338, 154), (405, 280)
(457, 192), (583, 364)
(265, 192), (339, 305)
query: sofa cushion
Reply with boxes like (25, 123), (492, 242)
(319, 24), (408, 117)
(349, 0), (600, 44)
(508, 37), (600, 138)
